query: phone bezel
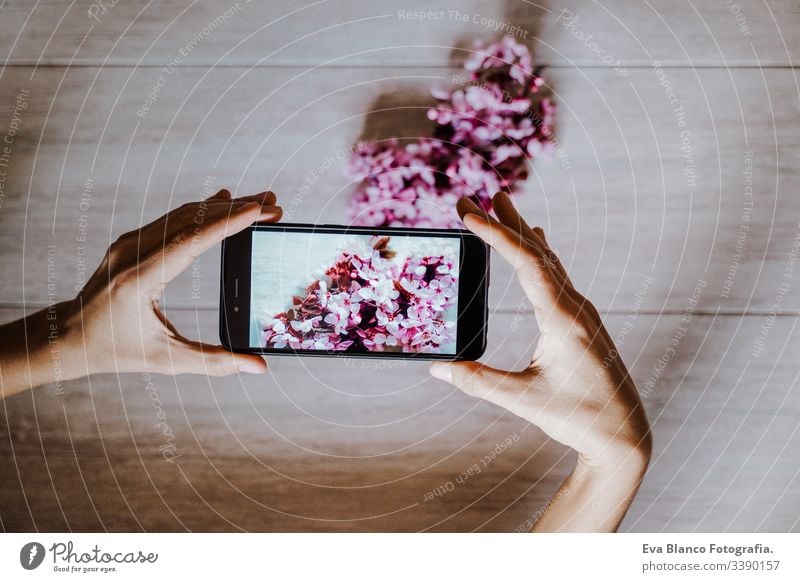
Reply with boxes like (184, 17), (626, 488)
(220, 222), (489, 361)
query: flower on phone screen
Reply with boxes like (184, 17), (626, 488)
(261, 236), (458, 353)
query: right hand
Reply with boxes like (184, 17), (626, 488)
(430, 192), (651, 470)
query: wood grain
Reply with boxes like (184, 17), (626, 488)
(0, 65), (797, 312)
(1, 307), (798, 532)
(1, 0), (799, 534)
(1, 0), (798, 67)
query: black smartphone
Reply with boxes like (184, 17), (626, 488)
(220, 222), (489, 361)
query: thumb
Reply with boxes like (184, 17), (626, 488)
(429, 361), (510, 399)
(207, 188), (232, 201)
(171, 342), (268, 376)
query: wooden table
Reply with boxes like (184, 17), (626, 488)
(1, 0), (799, 532)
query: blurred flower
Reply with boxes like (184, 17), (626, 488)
(346, 37), (555, 228)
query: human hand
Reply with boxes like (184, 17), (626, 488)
(61, 189), (281, 378)
(429, 192), (651, 531)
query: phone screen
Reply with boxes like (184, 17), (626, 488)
(249, 230), (461, 355)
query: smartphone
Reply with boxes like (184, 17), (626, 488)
(220, 222), (489, 361)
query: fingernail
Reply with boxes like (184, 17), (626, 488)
(260, 205), (282, 214)
(466, 210), (487, 220)
(462, 213), (487, 229)
(238, 361), (266, 374)
(429, 363), (452, 383)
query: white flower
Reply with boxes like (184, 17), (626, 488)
(359, 277), (399, 306)
(290, 316), (321, 333)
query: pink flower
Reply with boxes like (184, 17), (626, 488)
(261, 237), (458, 353)
(346, 38), (554, 227)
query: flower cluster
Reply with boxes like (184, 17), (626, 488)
(260, 237), (458, 353)
(346, 37), (556, 228)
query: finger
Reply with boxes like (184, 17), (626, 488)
(153, 307), (268, 376)
(142, 202), (279, 287)
(237, 190), (276, 206)
(490, 192), (582, 301)
(492, 193), (553, 262)
(154, 201), (280, 253)
(170, 340), (268, 376)
(146, 192), (277, 240)
(162, 201), (266, 270)
(459, 198), (531, 264)
(466, 200), (602, 342)
(492, 191), (541, 244)
(462, 212), (571, 312)
(491, 192), (572, 278)
(207, 188), (232, 201)
(430, 361), (533, 413)
(456, 196), (488, 222)
(529, 225), (571, 282)
(207, 189), (276, 205)
(162, 194), (277, 230)
(176, 201), (282, 249)
(126, 198), (270, 255)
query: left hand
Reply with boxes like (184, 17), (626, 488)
(62, 189), (281, 377)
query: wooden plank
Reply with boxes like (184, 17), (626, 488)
(625, 311), (800, 533)
(1, 0), (799, 67)
(0, 307), (572, 532)
(0, 65), (798, 311)
(1, 308), (798, 531)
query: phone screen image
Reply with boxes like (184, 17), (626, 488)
(249, 230), (461, 355)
